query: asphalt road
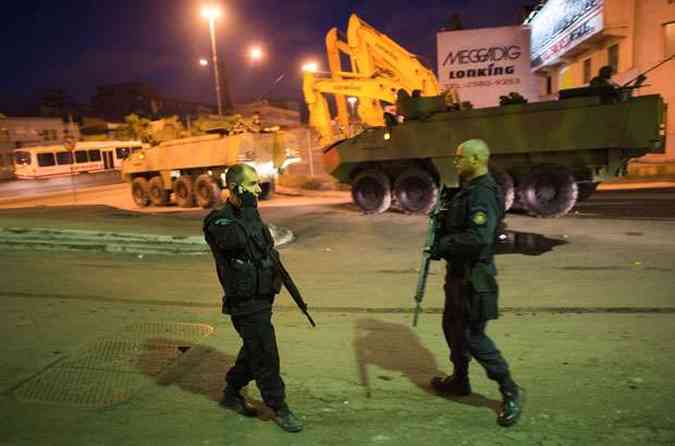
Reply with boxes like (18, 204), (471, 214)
(1, 184), (674, 445)
(0, 171), (123, 199)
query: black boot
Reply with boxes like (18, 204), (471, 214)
(273, 403), (303, 433)
(430, 374), (472, 396)
(220, 386), (258, 417)
(497, 385), (525, 427)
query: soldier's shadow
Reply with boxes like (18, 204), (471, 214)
(135, 338), (275, 420)
(353, 318), (500, 413)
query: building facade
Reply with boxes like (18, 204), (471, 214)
(527, 0), (675, 159)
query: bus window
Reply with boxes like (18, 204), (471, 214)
(37, 153), (56, 167)
(75, 150), (88, 163)
(56, 152), (73, 165)
(115, 147), (130, 159)
(88, 150), (101, 161)
(14, 151), (31, 166)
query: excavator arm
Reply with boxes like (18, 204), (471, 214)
(304, 14), (448, 145)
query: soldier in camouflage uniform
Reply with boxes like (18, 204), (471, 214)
(429, 139), (524, 427)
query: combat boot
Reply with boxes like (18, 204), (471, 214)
(273, 403), (303, 433)
(430, 374), (472, 396)
(220, 386), (258, 417)
(497, 386), (525, 427)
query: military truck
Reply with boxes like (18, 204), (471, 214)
(121, 130), (297, 208)
(323, 86), (666, 217)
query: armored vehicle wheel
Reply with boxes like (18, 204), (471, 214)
(259, 181), (275, 200)
(393, 168), (438, 214)
(174, 176), (196, 208)
(131, 177), (150, 208)
(195, 174), (222, 208)
(489, 166), (515, 212)
(577, 181), (599, 202)
(519, 166), (578, 217)
(351, 169), (392, 214)
(148, 176), (170, 206)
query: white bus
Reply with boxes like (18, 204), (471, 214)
(12, 141), (143, 179)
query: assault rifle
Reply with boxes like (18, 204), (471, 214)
(276, 256), (317, 327)
(621, 54), (675, 89)
(412, 185), (448, 327)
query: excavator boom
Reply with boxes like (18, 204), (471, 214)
(304, 14), (446, 145)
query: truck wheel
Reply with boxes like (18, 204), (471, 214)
(519, 165), (578, 217)
(393, 168), (438, 214)
(576, 181), (599, 202)
(148, 176), (170, 206)
(131, 178), (150, 208)
(259, 181), (275, 200)
(352, 169), (392, 214)
(194, 174), (222, 208)
(174, 176), (196, 208)
(489, 165), (515, 212)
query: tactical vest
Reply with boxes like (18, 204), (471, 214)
(203, 205), (282, 301)
(443, 175), (505, 321)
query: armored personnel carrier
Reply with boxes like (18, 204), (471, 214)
(121, 130), (298, 208)
(323, 86), (666, 217)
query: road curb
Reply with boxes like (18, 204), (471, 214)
(0, 224), (295, 255)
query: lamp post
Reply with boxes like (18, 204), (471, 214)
(202, 5), (223, 116)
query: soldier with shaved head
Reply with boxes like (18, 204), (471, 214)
(429, 138), (524, 427)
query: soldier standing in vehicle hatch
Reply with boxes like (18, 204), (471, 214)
(429, 138), (524, 427)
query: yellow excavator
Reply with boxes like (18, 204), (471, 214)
(303, 14), (454, 145)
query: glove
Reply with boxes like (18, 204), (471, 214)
(429, 235), (451, 260)
(239, 190), (258, 208)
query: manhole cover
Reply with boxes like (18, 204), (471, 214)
(14, 368), (147, 408)
(61, 340), (180, 376)
(13, 322), (214, 407)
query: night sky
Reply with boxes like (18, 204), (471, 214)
(1, 0), (532, 107)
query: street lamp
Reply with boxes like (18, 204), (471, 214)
(202, 5), (224, 116)
(301, 61), (319, 73)
(347, 96), (358, 118)
(249, 46), (263, 63)
(199, 58), (208, 66)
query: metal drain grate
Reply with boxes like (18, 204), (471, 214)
(60, 340), (181, 376)
(13, 368), (148, 408)
(13, 322), (214, 407)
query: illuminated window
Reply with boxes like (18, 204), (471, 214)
(75, 150), (88, 163)
(115, 147), (130, 159)
(14, 151), (31, 165)
(608, 44), (619, 74)
(37, 153), (56, 167)
(666, 22), (675, 58)
(56, 152), (73, 165)
(583, 58), (592, 84)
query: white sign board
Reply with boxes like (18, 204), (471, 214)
(529, 0), (605, 69)
(437, 26), (541, 109)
